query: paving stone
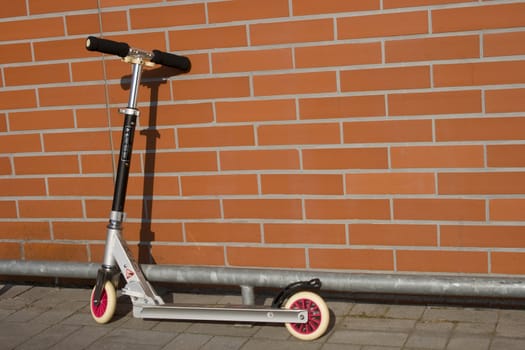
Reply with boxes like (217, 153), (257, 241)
(385, 305), (425, 320)
(186, 322), (261, 337)
(51, 326), (112, 349)
(348, 303), (389, 318)
(405, 330), (449, 349)
(416, 320), (455, 332)
(495, 321), (525, 338)
(328, 330), (408, 347)
(342, 316), (416, 332)
(454, 322), (495, 335)
(239, 338), (322, 350)
(490, 337), (525, 350)
(422, 307), (498, 324)
(200, 335), (248, 350)
(253, 324), (291, 339)
(0, 320), (50, 349)
(99, 327), (176, 346)
(446, 334), (490, 350)
(15, 324), (80, 350)
(320, 344), (360, 350)
(162, 333), (212, 350)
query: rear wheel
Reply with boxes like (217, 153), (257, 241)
(90, 281), (116, 324)
(284, 291), (329, 341)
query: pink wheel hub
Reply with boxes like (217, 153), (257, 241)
(288, 298), (322, 335)
(91, 289), (108, 318)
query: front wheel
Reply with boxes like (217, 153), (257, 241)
(284, 291), (330, 341)
(90, 281), (117, 324)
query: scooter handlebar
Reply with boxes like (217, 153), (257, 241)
(151, 49), (191, 72)
(86, 36), (191, 71)
(86, 36), (130, 58)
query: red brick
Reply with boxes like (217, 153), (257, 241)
(397, 250), (487, 273)
(344, 120), (432, 143)
(0, 179), (46, 196)
(220, 149), (300, 171)
(76, 108), (115, 129)
(341, 66), (430, 92)
(485, 89), (525, 113)
(0, 43), (32, 64)
(66, 11), (128, 35)
(0, 243), (21, 260)
(85, 199), (143, 219)
(1, 0), (26, 18)
(4, 63), (70, 86)
(70, 61), (104, 82)
(436, 117), (525, 141)
(261, 174), (344, 195)
(433, 3), (525, 33)
(216, 99), (296, 123)
(9, 109), (75, 131)
(389, 90), (481, 116)
(292, 0), (379, 15)
(350, 224), (437, 246)
(490, 199), (525, 221)
(434, 61), (525, 87)
(310, 248), (394, 270)
(0, 17), (64, 41)
(484, 31), (525, 57)
(169, 26), (247, 51)
(0, 201), (17, 218)
(29, 0), (96, 14)
(442, 225), (525, 248)
(48, 177), (114, 196)
(384, 0), (475, 8)
(251, 19), (333, 45)
(439, 172), (525, 195)
(127, 175), (180, 197)
(339, 11), (427, 39)
(305, 199), (390, 220)
(0, 157), (11, 175)
(213, 48), (292, 74)
(487, 145), (525, 167)
(14, 155), (79, 175)
(265, 223), (346, 245)
(181, 174), (258, 196)
(209, 0), (289, 23)
(391, 145), (484, 168)
(100, 0), (162, 7)
(0, 134), (41, 154)
(0, 90), (37, 110)
(492, 252), (525, 274)
(385, 35), (479, 63)
(53, 221), (107, 241)
(152, 245), (224, 266)
(0, 221), (50, 240)
(300, 95), (385, 120)
(172, 76), (250, 100)
(154, 103), (214, 126)
(302, 148), (388, 170)
(39, 85), (106, 107)
(223, 199), (302, 220)
(258, 123), (340, 146)
(130, 3), (205, 29)
(178, 125), (254, 148)
(185, 222), (261, 243)
(296, 43), (382, 68)
(347, 173), (435, 195)
(44, 131), (111, 152)
(34, 38), (94, 61)
(150, 200), (221, 220)
(19, 200), (84, 218)
(0, 114), (5, 132)
(394, 199), (485, 221)
(254, 72), (337, 96)
(227, 247), (306, 268)
(154, 152), (218, 173)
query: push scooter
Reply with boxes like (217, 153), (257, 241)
(85, 36), (330, 341)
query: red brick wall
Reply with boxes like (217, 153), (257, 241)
(1, 0), (525, 275)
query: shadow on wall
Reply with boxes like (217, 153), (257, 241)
(119, 65), (188, 264)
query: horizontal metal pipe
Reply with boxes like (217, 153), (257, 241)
(1, 259), (524, 299)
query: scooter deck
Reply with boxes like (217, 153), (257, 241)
(134, 303), (308, 324)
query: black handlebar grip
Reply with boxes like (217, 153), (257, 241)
(86, 36), (130, 58)
(151, 49), (191, 72)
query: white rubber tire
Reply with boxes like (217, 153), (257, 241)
(90, 281), (117, 324)
(284, 291), (330, 341)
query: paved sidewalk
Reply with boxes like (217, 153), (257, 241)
(1, 283), (525, 349)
